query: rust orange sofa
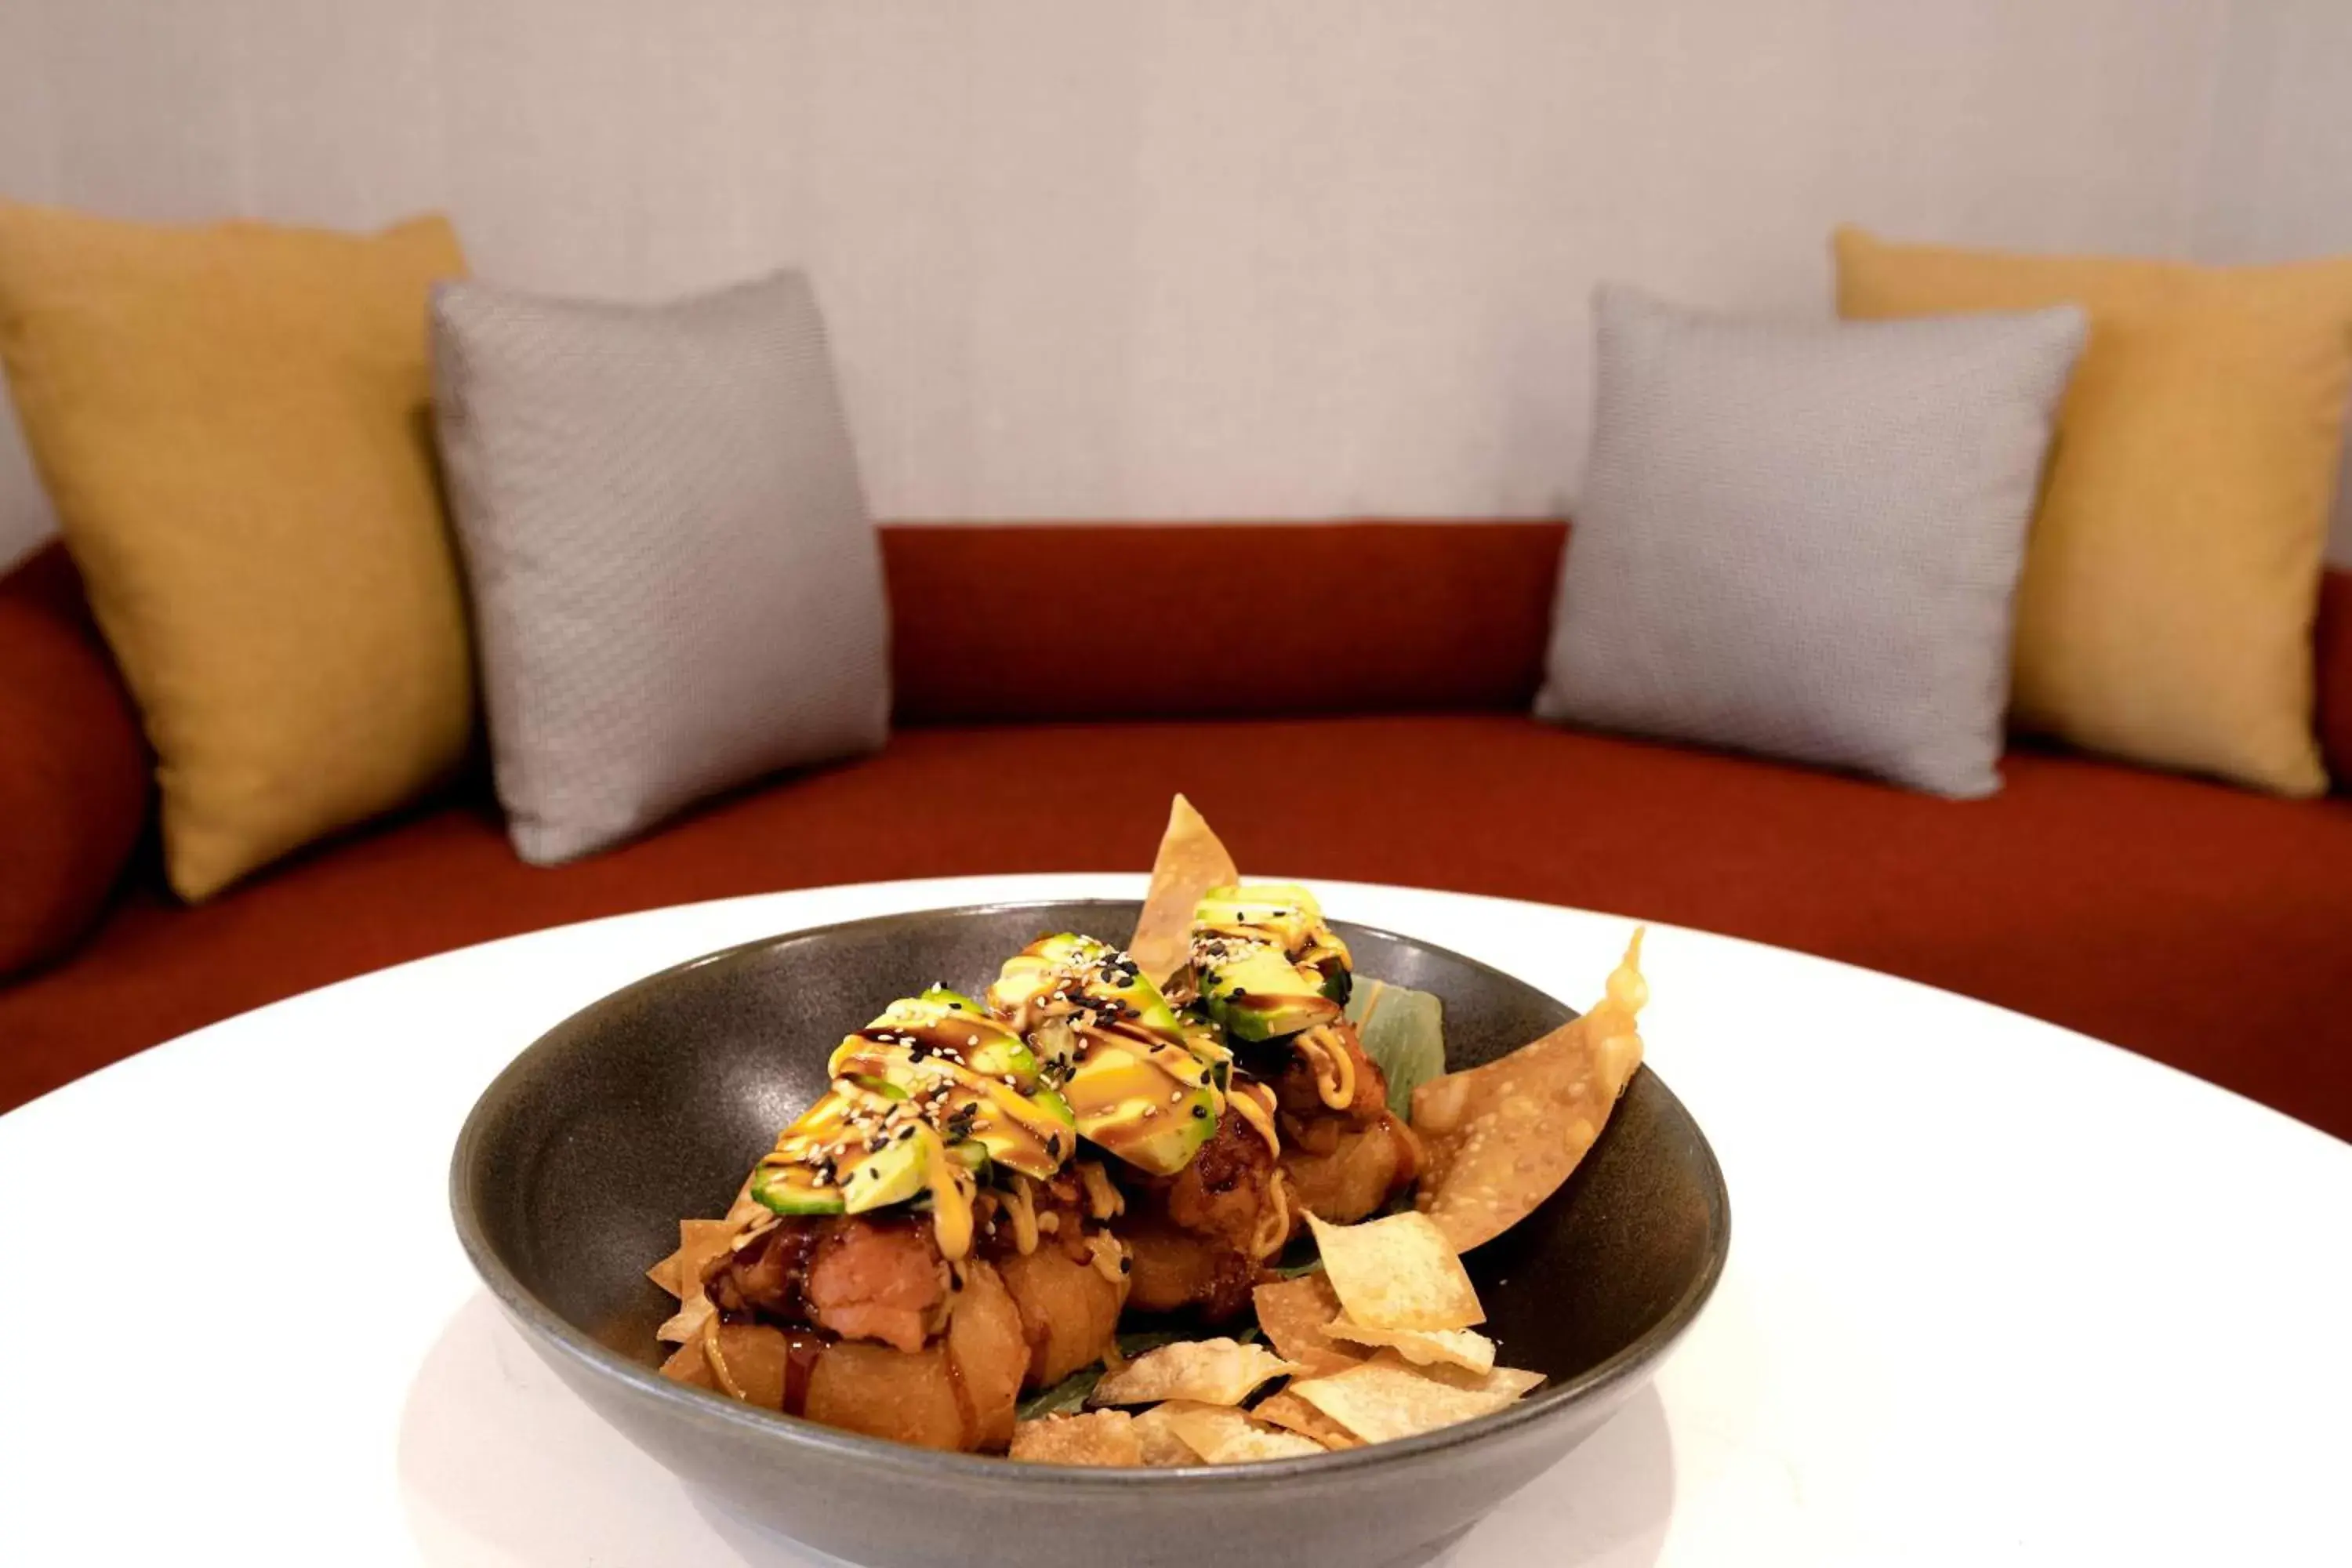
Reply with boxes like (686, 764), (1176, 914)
(5, 522), (2352, 1140)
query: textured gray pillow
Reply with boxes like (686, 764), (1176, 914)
(430, 270), (889, 865)
(1536, 286), (2085, 797)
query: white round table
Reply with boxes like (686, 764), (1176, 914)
(2, 875), (2347, 1566)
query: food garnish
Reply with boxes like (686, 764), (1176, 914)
(1131, 793), (1239, 989)
(1250, 1272), (1366, 1377)
(1320, 1322), (1498, 1374)
(1345, 978), (1445, 1120)
(1152, 1401), (1324, 1463)
(1410, 929), (1649, 1252)
(1087, 1338), (1302, 1407)
(1306, 1212), (1485, 1332)
(1287, 1352), (1526, 1444)
(1007, 1409), (1145, 1466)
(1247, 1388), (1363, 1450)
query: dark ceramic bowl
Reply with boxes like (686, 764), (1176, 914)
(452, 900), (1729, 1568)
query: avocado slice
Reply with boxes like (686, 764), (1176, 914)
(1192, 884), (1352, 1042)
(1196, 939), (1342, 1043)
(837, 1125), (938, 1214)
(988, 935), (1185, 1044)
(1058, 1033), (1219, 1174)
(750, 1159), (846, 1217)
(987, 934), (1218, 1175)
(837, 993), (1042, 1089)
(826, 1039), (1074, 1179)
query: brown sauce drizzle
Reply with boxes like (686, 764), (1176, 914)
(782, 1330), (826, 1417)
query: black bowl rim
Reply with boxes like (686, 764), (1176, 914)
(450, 897), (1731, 1488)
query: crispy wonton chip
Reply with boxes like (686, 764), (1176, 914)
(1250, 1274), (1367, 1377)
(1307, 1213), (1485, 1332)
(1131, 793), (1239, 986)
(1131, 1402), (1206, 1466)
(1410, 928), (1648, 1252)
(1010, 1410), (1146, 1466)
(1153, 1401), (1326, 1464)
(1088, 1338), (1301, 1407)
(654, 1218), (739, 1343)
(1289, 1352), (1521, 1443)
(1423, 1363), (1547, 1399)
(1249, 1389), (1364, 1450)
(1323, 1321), (1497, 1375)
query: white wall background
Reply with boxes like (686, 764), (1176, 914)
(0, 0), (2344, 568)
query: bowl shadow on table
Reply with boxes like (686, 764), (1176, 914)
(397, 1290), (1678, 1568)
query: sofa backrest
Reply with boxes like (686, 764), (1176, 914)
(11, 526), (2352, 777)
(882, 521), (1563, 723)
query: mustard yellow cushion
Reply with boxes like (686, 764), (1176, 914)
(0, 203), (474, 898)
(1835, 227), (2352, 797)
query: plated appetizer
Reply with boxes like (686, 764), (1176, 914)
(648, 796), (1650, 1461)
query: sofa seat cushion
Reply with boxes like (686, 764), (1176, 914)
(4, 715), (2348, 1138)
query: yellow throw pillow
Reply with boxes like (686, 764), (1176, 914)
(1835, 227), (2352, 797)
(0, 202), (474, 898)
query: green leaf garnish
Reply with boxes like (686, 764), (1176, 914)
(1345, 976), (1445, 1120)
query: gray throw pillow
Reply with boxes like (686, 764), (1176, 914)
(1536, 285), (2085, 797)
(430, 270), (889, 865)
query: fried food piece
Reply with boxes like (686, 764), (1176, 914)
(799, 1259), (1026, 1451)
(1152, 1401), (1324, 1463)
(1087, 1338), (1301, 1407)
(1123, 1213), (1256, 1321)
(704, 1213), (950, 1356)
(1264, 1022), (1388, 1122)
(994, 1236), (1128, 1385)
(804, 1216), (953, 1354)
(1131, 793), (1239, 989)
(1308, 1212), (1484, 1332)
(1288, 1352), (1519, 1444)
(1250, 1273), (1366, 1377)
(1011, 1410), (1146, 1466)
(1265, 1022), (1419, 1228)
(1250, 1389), (1363, 1450)
(1120, 1113), (1278, 1320)
(1412, 930), (1647, 1251)
(1281, 1112), (1418, 1226)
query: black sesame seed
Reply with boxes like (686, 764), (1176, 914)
(1191, 1105), (1209, 1119)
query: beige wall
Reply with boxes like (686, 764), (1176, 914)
(9, 0), (2341, 569)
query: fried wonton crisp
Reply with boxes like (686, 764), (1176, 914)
(1087, 1338), (1301, 1407)
(1131, 793), (1239, 986)
(1306, 1212), (1485, 1332)
(1323, 1322), (1498, 1374)
(1424, 1363), (1547, 1399)
(1410, 928), (1649, 1252)
(653, 1218), (740, 1343)
(1154, 1401), (1326, 1464)
(1249, 1389), (1363, 1450)
(1290, 1352), (1521, 1443)
(1131, 1403), (1204, 1467)
(1250, 1273), (1367, 1377)
(1010, 1410), (1145, 1466)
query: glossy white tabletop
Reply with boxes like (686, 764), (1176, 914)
(2, 875), (2347, 1566)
